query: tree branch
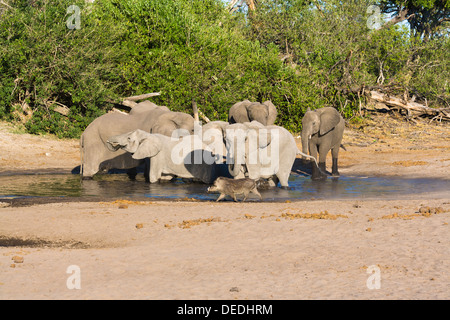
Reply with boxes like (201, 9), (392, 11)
(379, 8), (415, 31)
(0, 0), (13, 10)
(120, 92), (160, 101)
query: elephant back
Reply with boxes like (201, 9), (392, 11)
(84, 112), (136, 145)
(247, 102), (270, 125)
(228, 100), (252, 124)
(151, 112), (195, 137)
(129, 100), (160, 115)
(136, 106), (172, 132)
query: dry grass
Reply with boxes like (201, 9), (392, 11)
(391, 160), (428, 167)
(281, 210), (348, 220)
(381, 206), (446, 220)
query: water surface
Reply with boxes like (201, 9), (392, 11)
(0, 173), (448, 202)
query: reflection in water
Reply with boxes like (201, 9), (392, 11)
(0, 173), (449, 202)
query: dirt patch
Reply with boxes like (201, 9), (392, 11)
(0, 122), (79, 174)
(321, 113), (450, 178)
(0, 236), (89, 249)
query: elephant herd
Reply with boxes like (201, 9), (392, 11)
(80, 99), (345, 199)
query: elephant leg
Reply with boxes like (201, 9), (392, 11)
(311, 160), (327, 181)
(269, 175), (280, 187)
(144, 158), (150, 182)
(149, 169), (162, 183)
(276, 172), (290, 188)
(127, 167), (137, 180)
(331, 147), (340, 177)
(319, 162), (327, 178)
(311, 164), (321, 180)
(331, 158), (339, 176)
(315, 143), (330, 180)
(309, 144), (323, 180)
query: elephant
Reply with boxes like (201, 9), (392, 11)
(228, 100), (277, 126)
(106, 129), (216, 184)
(224, 121), (313, 188)
(200, 120), (229, 163)
(301, 107), (345, 180)
(80, 101), (195, 179)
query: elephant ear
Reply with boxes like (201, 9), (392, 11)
(132, 135), (162, 160)
(262, 100), (277, 125)
(228, 100), (252, 123)
(319, 107), (341, 136)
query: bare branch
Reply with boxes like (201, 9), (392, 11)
(198, 109), (210, 123)
(0, 0), (13, 10)
(192, 99), (199, 122)
(120, 92), (161, 101)
(121, 100), (138, 108)
(378, 8), (415, 31)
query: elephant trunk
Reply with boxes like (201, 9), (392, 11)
(227, 145), (243, 177)
(229, 161), (243, 177)
(106, 139), (121, 152)
(228, 152), (242, 177)
(301, 130), (310, 163)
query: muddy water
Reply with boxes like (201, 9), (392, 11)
(0, 173), (449, 203)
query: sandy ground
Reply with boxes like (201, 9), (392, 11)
(0, 114), (449, 300)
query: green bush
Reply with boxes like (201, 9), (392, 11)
(0, 0), (127, 138)
(248, 0), (449, 122)
(0, 0), (448, 138)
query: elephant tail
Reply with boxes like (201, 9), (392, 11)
(296, 148), (318, 166)
(296, 148), (328, 177)
(340, 144), (347, 151)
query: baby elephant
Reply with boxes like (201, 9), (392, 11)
(207, 177), (262, 202)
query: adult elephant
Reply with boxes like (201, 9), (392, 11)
(224, 121), (315, 188)
(80, 101), (195, 179)
(228, 100), (277, 126)
(301, 107), (345, 180)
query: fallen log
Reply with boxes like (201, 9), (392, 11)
(366, 90), (450, 122)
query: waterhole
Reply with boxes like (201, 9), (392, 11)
(0, 173), (448, 203)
